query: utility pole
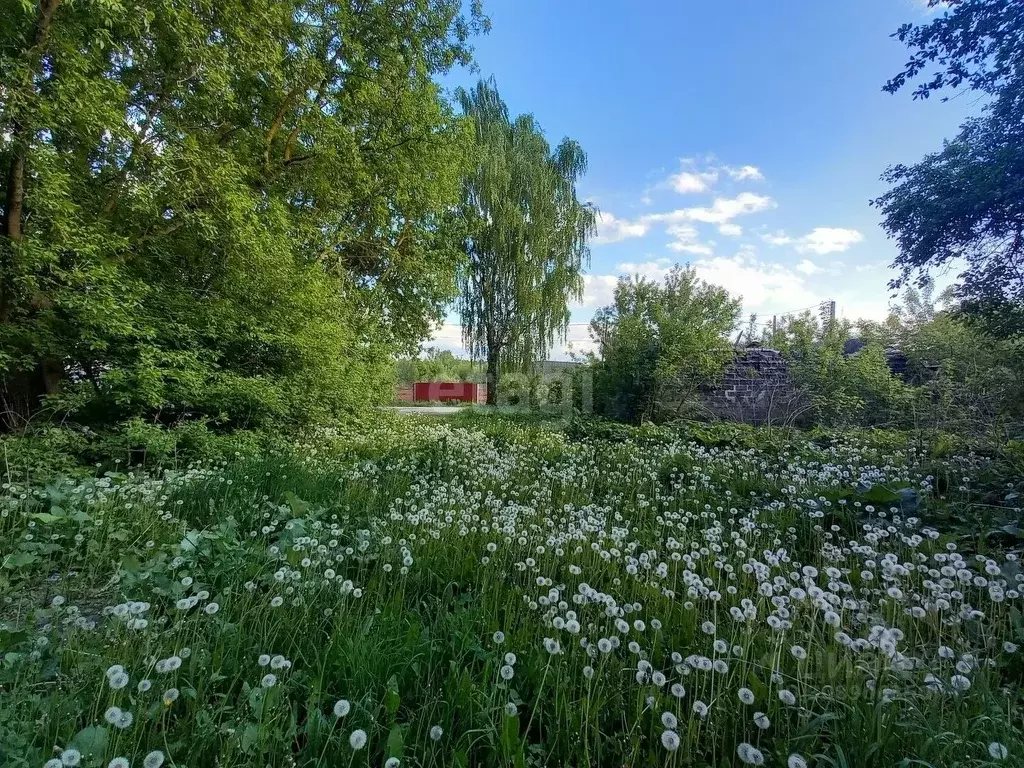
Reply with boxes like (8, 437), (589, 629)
(819, 300), (836, 329)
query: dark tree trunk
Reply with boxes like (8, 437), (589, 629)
(0, 0), (65, 430)
(486, 348), (499, 406)
(1, 359), (63, 431)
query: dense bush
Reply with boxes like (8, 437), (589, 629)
(587, 266), (740, 424)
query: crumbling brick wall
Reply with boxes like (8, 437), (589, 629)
(702, 348), (805, 425)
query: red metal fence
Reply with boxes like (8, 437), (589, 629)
(397, 382), (487, 403)
(411, 381), (485, 403)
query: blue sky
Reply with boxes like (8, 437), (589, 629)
(433, 0), (979, 357)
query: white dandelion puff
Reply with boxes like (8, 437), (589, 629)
(660, 729), (680, 751)
(349, 729), (367, 750)
(988, 742), (1008, 760)
(333, 699), (351, 718)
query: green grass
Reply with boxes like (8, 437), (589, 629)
(1, 416), (1022, 767)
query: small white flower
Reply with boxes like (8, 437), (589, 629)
(788, 753), (808, 768)
(261, 674), (277, 688)
(104, 706), (123, 724)
(143, 752), (164, 768)
(737, 742), (765, 765)
(61, 749), (83, 767)
(430, 725), (444, 741)
(660, 711), (677, 729)
(738, 687), (755, 705)
(349, 729), (367, 750)
(258, 654), (271, 667)
(493, 631), (505, 644)
(950, 674), (971, 692)
(753, 711), (770, 729)
(384, 759), (400, 768)
(988, 742), (1008, 760)
(108, 671), (129, 690)
(333, 699), (351, 718)
(108, 759), (130, 768)
(660, 729), (680, 751)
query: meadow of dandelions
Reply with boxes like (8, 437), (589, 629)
(1, 416), (1022, 767)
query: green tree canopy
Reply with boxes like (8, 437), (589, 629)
(875, 0), (1024, 337)
(455, 78), (595, 404)
(589, 265), (740, 424)
(0, 0), (485, 429)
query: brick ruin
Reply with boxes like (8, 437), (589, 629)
(701, 343), (913, 425)
(702, 348), (798, 425)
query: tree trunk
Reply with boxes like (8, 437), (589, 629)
(0, 0), (65, 430)
(1, 359), (62, 431)
(486, 348), (499, 406)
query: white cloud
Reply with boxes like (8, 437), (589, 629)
(854, 260), (888, 273)
(669, 169), (719, 194)
(593, 211), (651, 244)
(574, 274), (620, 309)
(761, 230), (793, 246)
(667, 192), (775, 225)
(423, 322), (468, 357)
(592, 193), (773, 247)
(691, 251), (818, 311)
(796, 259), (823, 275)
(666, 224), (714, 255)
(726, 165), (764, 181)
(615, 257), (676, 283)
(796, 227), (864, 255)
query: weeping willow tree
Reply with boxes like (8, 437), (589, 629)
(456, 79), (596, 405)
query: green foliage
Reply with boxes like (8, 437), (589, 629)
(0, 0), (486, 430)
(0, 415), (1021, 767)
(767, 314), (912, 428)
(861, 294), (1024, 436)
(0, 419), (281, 484)
(455, 79), (595, 404)
(589, 265), (741, 424)
(878, 0), (1024, 337)
(396, 348), (481, 385)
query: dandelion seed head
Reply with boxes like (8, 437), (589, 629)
(349, 729), (367, 750)
(660, 729), (680, 751)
